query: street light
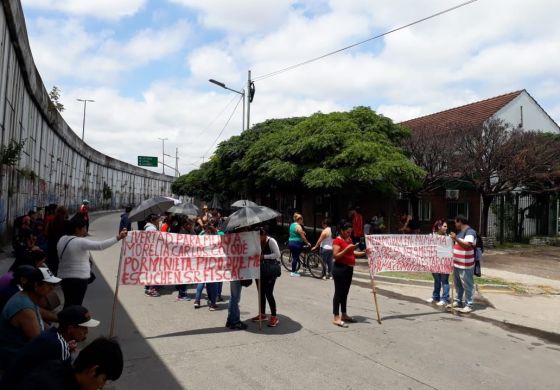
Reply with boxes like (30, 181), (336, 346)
(209, 79), (245, 131)
(158, 137), (168, 175)
(77, 98), (95, 141)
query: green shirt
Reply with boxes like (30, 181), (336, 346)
(289, 223), (303, 242)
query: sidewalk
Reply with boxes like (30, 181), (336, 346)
(352, 257), (560, 341)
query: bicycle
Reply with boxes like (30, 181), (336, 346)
(280, 243), (325, 279)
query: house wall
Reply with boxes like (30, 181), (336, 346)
(495, 91), (560, 133)
(0, 1), (173, 242)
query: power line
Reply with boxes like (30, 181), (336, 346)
(253, 0), (480, 82)
(203, 94), (243, 157)
(196, 93), (238, 138)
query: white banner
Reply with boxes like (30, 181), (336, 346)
(119, 231), (261, 285)
(366, 234), (454, 276)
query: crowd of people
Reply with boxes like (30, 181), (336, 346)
(0, 201), (125, 388)
(0, 199), (481, 387)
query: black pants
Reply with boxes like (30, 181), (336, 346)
(61, 278), (89, 308)
(256, 277), (277, 316)
(332, 263), (353, 316)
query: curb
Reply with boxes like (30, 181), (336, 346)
(353, 271), (514, 292)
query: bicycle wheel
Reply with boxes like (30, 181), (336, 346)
(281, 249), (300, 272)
(306, 253), (325, 279)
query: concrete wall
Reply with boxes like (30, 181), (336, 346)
(0, 0), (174, 239)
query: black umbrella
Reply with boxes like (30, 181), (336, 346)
(128, 196), (176, 222)
(224, 206), (281, 231)
(231, 199), (258, 207)
(168, 203), (201, 217)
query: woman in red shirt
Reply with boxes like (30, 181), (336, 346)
(332, 222), (365, 327)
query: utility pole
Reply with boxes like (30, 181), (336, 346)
(175, 147), (179, 177)
(77, 99), (95, 141)
(158, 137), (168, 174)
(246, 70), (253, 130)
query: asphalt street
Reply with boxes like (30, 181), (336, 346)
(79, 213), (559, 389)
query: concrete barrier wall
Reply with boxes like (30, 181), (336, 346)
(0, 0), (174, 239)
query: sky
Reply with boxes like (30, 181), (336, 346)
(20, 0), (560, 176)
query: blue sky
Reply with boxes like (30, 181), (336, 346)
(20, 0), (560, 175)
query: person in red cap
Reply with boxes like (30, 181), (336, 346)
(1, 305), (100, 387)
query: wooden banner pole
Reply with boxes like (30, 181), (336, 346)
(257, 278), (262, 331)
(109, 241), (126, 338)
(450, 269), (456, 315)
(370, 276), (382, 324)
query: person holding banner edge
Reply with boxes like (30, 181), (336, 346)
(332, 222), (365, 328)
(449, 215), (477, 313)
(428, 220), (451, 306)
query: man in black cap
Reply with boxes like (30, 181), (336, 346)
(8, 337), (123, 390)
(1, 305), (99, 387)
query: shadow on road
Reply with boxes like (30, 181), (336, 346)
(145, 314), (303, 339)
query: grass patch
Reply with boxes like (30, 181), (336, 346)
(492, 242), (533, 250)
(378, 272), (527, 293)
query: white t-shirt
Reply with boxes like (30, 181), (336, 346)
(57, 235), (118, 279)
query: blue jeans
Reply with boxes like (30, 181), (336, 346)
(431, 273), (450, 302)
(454, 267), (475, 306)
(288, 240), (303, 272)
(227, 281), (242, 324)
(216, 282), (223, 297)
(195, 283), (218, 304)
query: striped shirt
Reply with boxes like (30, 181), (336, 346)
(453, 228), (476, 269)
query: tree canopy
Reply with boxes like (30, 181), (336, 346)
(172, 107), (425, 200)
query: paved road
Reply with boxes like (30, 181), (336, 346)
(79, 214), (559, 389)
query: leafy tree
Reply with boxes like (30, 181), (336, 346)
(48, 86), (65, 112)
(173, 107), (425, 200)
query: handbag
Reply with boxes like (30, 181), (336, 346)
(474, 247), (482, 277)
(240, 279), (253, 287)
(87, 252), (96, 284)
(261, 259), (282, 278)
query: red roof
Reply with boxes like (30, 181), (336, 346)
(400, 90), (524, 130)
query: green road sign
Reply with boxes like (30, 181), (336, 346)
(138, 156), (158, 167)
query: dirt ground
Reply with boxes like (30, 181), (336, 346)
(483, 247), (560, 281)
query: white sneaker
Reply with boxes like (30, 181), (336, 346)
(461, 306), (473, 313)
(447, 301), (461, 308)
(426, 298), (436, 303)
(436, 300), (447, 306)
(290, 272), (301, 277)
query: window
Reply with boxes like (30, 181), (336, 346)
(447, 201), (469, 221)
(418, 199), (432, 221)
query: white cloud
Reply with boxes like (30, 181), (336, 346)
(21, 0), (560, 175)
(26, 17), (190, 85)
(23, 0), (146, 20)
(168, 0), (296, 34)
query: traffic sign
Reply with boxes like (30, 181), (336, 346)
(138, 156), (158, 167)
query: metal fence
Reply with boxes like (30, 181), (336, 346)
(487, 193), (558, 243)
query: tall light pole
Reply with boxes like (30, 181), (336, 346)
(209, 79), (245, 130)
(158, 137), (168, 175)
(77, 98), (95, 141)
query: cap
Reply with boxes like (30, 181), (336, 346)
(82, 199), (89, 204)
(38, 267), (62, 284)
(58, 305), (100, 327)
(13, 265), (39, 281)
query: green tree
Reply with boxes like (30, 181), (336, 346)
(173, 107), (424, 199)
(48, 85), (65, 112)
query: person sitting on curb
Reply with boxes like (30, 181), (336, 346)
(9, 336), (124, 390)
(0, 267), (61, 368)
(1, 305), (100, 387)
